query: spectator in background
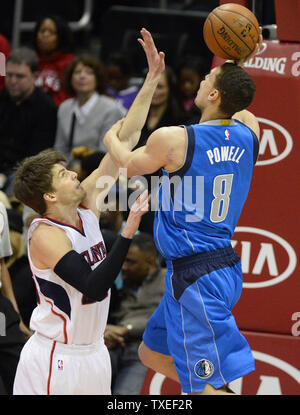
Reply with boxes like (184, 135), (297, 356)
(0, 47), (57, 196)
(175, 55), (211, 124)
(105, 232), (165, 395)
(33, 15), (74, 106)
(0, 202), (31, 395)
(68, 148), (106, 182)
(54, 54), (124, 162)
(77, 151), (106, 181)
(106, 51), (140, 112)
(134, 66), (187, 150)
(6, 205), (36, 329)
(100, 196), (125, 236)
(0, 33), (11, 91)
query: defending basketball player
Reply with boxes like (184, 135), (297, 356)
(12, 28), (165, 395)
(103, 28), (263, 395)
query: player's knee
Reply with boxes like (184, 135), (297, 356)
(138, 341), (162, 370)
(138, 341), (173, 371)
(138, 341), (151, 367)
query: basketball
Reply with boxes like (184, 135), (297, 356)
(203, 3), (260, 60)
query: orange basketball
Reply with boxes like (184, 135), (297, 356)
(203, 3), (260, 60)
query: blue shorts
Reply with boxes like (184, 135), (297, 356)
(143, 246), (255, 393)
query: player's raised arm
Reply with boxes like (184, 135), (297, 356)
(232, 26), (263, 138)
(104, 124), (185, 178)
(233, 109), (260, 138)
(79, 28), (165, 215)
(117, 28), (165, 147)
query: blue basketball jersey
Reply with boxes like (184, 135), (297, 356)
(154, 119), (259, 260)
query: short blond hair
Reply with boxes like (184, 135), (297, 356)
(13, 149), (66, 215)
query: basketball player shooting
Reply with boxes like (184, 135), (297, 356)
(103, 27), (263, 395)
(11, 26), (166, 395)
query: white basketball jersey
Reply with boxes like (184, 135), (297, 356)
(27, 206), (110, 345)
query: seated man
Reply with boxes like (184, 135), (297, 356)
(105, 232), (165, 395)
(0, 47), (57, 195)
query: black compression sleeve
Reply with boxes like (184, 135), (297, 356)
(54, 234), (131, 301)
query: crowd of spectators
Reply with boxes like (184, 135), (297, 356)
(0, 11), (209, 395)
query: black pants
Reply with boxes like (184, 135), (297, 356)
(0, 294), (26, 394)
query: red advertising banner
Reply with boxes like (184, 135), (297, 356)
(275, 0), (300, 42)
(219, 0), (249, 6)
(140, 331), (300, 395)
(213, 40), (300, 334)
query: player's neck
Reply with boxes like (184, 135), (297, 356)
(77, 91), (95, 107)
(45, 204), (81, 228)
(148, 102), (167, 118)
(200, 107), (229, 123)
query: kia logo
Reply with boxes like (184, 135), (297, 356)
(232, 227), (297, 288)
(253, 351), (300, 384)
(229, 351), (300, 394)
(256, 118), (293, 166)
(148, 372), (183, 395)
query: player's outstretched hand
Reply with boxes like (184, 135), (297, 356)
(121, 190), (151, 239)
(226, 26), (263, 68)
(103, 117), (137, 150)
(138, 28), (165, 81)
(103, 118), (123, 145)
(237, 26), (263, 67)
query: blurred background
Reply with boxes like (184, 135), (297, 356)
(1, 0), (276, 79)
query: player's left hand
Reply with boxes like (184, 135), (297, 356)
(103, 117), (138, 150)
(226, 26), (263, 68)
(138, 28), (165, 82)
(121, 190), (151, 239)
(103, 118), (124, 147)
(236, 26), (263, 67)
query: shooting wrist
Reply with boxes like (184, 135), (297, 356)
(108, 133), (130, 166)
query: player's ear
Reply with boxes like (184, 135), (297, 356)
(43, 192), (56, 203)
(208, 88), (220, 102)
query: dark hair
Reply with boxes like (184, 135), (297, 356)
(13, 149), (66, 215)
(62, 54), (108, 96)
(176, 55), (211, 81)
(81, 151), (106, 176)
(7, 47), (39, 73)
(106, 52), (134, 77)
(33, 14), (74, 54)
(131, 232), (157, 258)
(160, 65), (186, 119)
(214, 63), (256, 117)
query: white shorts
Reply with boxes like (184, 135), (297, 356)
(13, 332), (112, 395)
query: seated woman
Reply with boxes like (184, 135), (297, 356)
(33, 15), (75, 106)
(175, 55), (211, 124)
(54, 54), (125, 161)
(134, 65), (188, 149)
(105, 51), (140, 113)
